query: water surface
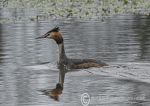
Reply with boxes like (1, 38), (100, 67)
(0, 9), (150, 106)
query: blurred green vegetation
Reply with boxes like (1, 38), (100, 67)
(0, 0), (150, 19)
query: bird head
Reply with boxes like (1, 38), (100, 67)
(36, 27), (63, 44)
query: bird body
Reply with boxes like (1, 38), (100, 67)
(36, 27), (107, 69)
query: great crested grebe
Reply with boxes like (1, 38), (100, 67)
(36, 27), (107, 69)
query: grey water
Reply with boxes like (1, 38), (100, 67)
(0, 8), (150, 106)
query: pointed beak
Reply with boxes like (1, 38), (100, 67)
(35, 36), (45, 39)
(36, 32), (51, 39)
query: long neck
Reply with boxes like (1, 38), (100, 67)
(58, 42), (67, 64)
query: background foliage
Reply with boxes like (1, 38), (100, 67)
(0, 0), (150, 19)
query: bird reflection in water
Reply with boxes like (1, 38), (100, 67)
(40, 64), (67, 101)
(40, 83), (63, 101)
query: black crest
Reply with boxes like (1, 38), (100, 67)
(36, 27), (60, 39)
(49, 27), (60, 33)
